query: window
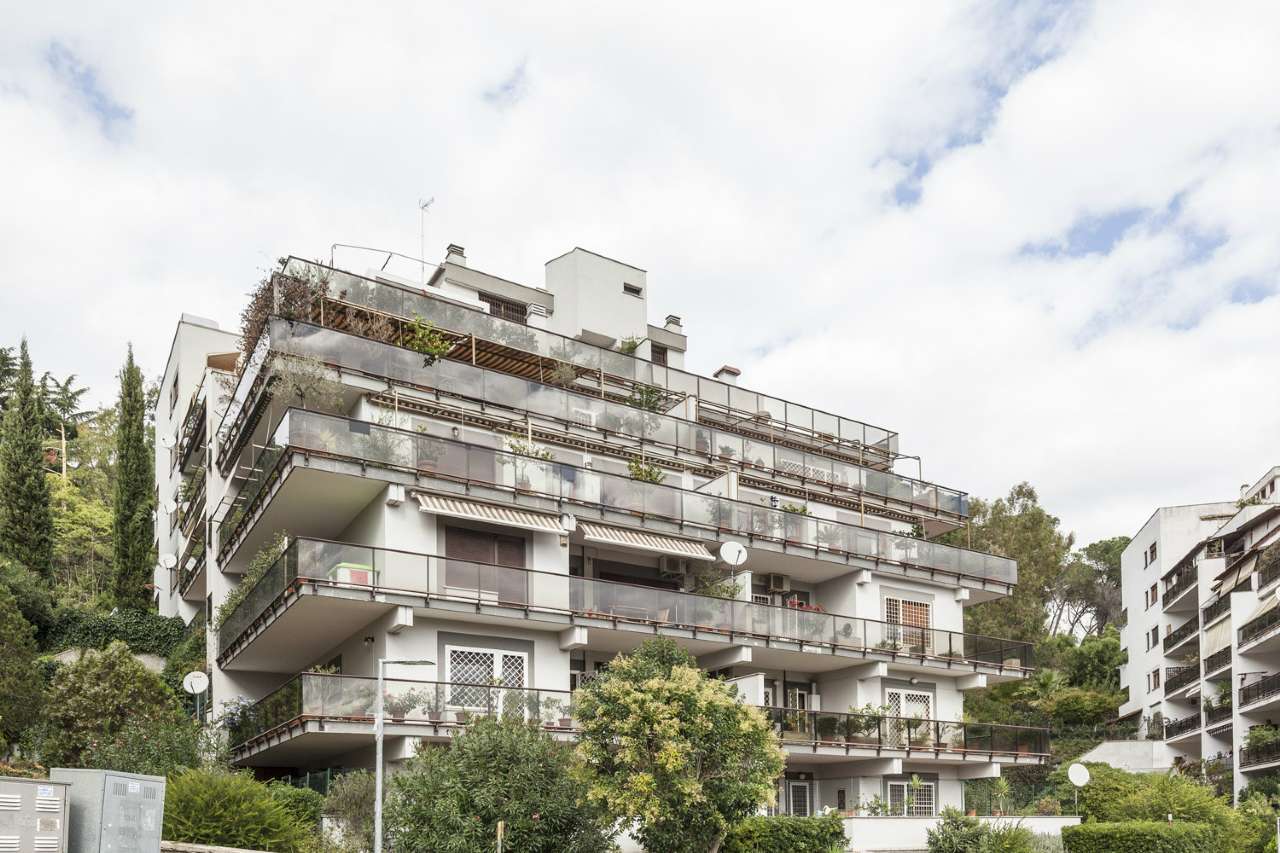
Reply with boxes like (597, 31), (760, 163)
(885, 596), (932, 653)
(787, 781), (811, 817)
(1149, 543), (1158, 564)
(444, 527), (527, 603)
(888, 780), (935, 816)
(445, 646), (528, 709)
(1147, 626), (1159, 650)
(1146, 582), (1158, 609)
(169, 368), (179, 414)
(623, 282), (643, 297)
(1148, 668), (1161, 692)
(885, 688), (932, 747)
(478, 292), (528, 325)
(650, 344), (668, 366)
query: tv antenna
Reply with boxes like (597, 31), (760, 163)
(419, 197), (435, 286)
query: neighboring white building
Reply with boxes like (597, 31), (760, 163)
(1117, 468), (1280, 801)
(154, 245), (1043, 822)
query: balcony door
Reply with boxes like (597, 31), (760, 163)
(885, 688), (931, 747)
(787, 781), (812, 817)
(444, 527), (527, 604)
(888, 779), (935, 816)
(445, 645), (529, 715)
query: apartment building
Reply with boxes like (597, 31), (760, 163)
(1117, 468), (1280, 801)
(154, 245), (1045, 820)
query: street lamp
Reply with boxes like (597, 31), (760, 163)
(374, 657), (434, 853)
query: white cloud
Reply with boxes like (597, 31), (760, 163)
(1, 1), (1277, 544)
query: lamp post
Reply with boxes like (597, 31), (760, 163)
(374, 657), (434, 853)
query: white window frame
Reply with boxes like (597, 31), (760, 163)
(443, 645), (529, 710)
(888, 780), (935, 816)
(884, 595), (932, 653)
(787, 781), (812, 817)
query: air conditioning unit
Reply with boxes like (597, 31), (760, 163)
(571, 409), (598, 428)
(659, 557), (688, 580)
(767, 573), (791, 593)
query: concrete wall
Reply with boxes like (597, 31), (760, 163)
(845, 815), (1080, 853)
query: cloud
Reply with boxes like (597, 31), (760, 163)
(1, 1), (1278, 546)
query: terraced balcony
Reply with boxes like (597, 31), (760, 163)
(231, 318), (967, 527)
(215, 538), (1032, 682)
(1164, 665), (1198, 694)
(215, 410), (1016, 598)
(228, 674), (1050, 767)
(1203, 647), (1231, 678)
(1240, 672), (1280, 713)
(1163, 616), (1198, 653)
(1164, 711), (1201, 741)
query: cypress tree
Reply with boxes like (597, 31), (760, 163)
(112, 345), (154, 610)
(0, 339), (54, 578)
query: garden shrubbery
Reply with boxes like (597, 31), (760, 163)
(46, 607), (186, 656)
(1061, 821), (1215, 853)
(722, 813), (845, 852)
(163, 769), (313, 853)
(926, 808), (1036, 853)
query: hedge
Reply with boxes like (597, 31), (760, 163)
(722, 814), (846, 852)
(46, 608), (186, 657)
(1061, 821), (1216, 853)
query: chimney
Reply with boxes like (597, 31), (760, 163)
(664, 314), (683, 332)
(445, 244), (467, 266)
(713, 365), (741, 386)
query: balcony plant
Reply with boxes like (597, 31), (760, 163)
(1246, 724), (1280, 750)
(907, 715), (933, 748)
(717, 444), (737, 463)
(814, 713), (840, 743)
(420, 687), (443, 722)
(618, 336), (642, 355)
(405, 314), (452, 366)
(627, 456), (665, 485)
(384, 689), (421, 722)
(991, 776), (1011, 816)
(502, 438), (553, 490)
(556, 697), (574, 729)
(846, 704), (887, 745)
(626, 384), (665, 413)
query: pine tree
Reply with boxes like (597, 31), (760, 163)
(0, 585), (42, 746)
(112, 345), (154, 610)
(0, 339), (54, 578)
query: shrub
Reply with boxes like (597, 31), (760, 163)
(0, 585), (43, 745)
(324, 770), (375, 852)
(40, 640), (181, 766)
(0, 558), (54, 641)
(81, 713), (205, 777)
(46, 607), (185, 656)
(1241, 774), (1280, 802)
(268, 782), (325, 832)
(927, 808), (987, 853)
(163, 769), (312, 852)
(161, 625), (207, 713)
(1106, 773), (1243, 847)
(1061, 821), (1215, 853)
(387, 716), (615, 853)
(982, 821), (1036, 853)
(722, 814), (845, 852)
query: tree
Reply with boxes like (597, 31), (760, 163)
(1049, 535), (1129, 635)
(0, 585), (43, 748)
(941, 483), (1073, 642)
(40, 640), (180, 766)
(386, 716), (616, 853)
(112, 346), (154, 610)
(1066, 626), (1125, 690)
(50, 475), (114, 606)
(574, 639), (786, 853)
(39, 372), (90, 469)
(0, 339), (54, 578)
(164, 769), (312, 853)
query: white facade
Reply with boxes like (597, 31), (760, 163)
(1117, 468), (1280, 801)
(155, 244), (1041, 823)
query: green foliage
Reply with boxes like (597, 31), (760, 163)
(406, 315), (453, 366)
(1051, 536), (1128, 635)
(1236, 791), (1280, 853)
(162, 625), (207, 712)
(49, 474), (114, 607)
(1064, 768), (1243, 849)
(721, 813), (845, 852)
(1060, 821), (1215, 853)
(627, 384), (665, 413)
(618, 336), (642, 355)
(0, 340), (54, 578)
(81, 712), (205, 777)
(164, 769), (312, 853)
(0, 586), (43, 745)
(1065, 626), (1125, 690)
(324, 769), (376, 852)
(46, 607), (186, 656)
(574, 638), (785, 853)
(626, 457), (665, 484)
(112, 345), (153, 610)
(927, 807), (988, 852)
(1248, 725), (1280, 749)
(215, 532), (288, 629)
(268, 782), (325, 833)
(270, 355), (346, 413)
(40, 640), (181, 766)
(0, 557), (55, 641)
(386, 716), (616, 853)
(1241, 774), (1280, 802)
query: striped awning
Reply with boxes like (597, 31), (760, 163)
(578, 521), (714, 561)
(412, 493), (564, 534)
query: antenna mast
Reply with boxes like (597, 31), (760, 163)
(419, 197), (435, 287)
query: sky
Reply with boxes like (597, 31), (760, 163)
(2, 2), (1278, 546)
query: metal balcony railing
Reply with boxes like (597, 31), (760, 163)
(255, 318), (967, 520)
(215, 538), (1033, 673)
(1240, 672), (1280, 708)
(1162, 571), (1196, 607)
(216, 409), (1016, 589)
(226, 673), (1051, 758)
(1163, 616), (1198, 651)
(1203, 647), (1231, 676)
(1164, 711), (1202, 739)
(1202, 595), (1231, 627)
(1240, 607), (1280, 648)
(1240, 737), (1280, 769)
(1164, 665), (1198, 693)
(1205, 704), (1232, 728)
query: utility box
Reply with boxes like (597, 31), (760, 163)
(50, 769), (165, 853)
(0, 775), (70, 852)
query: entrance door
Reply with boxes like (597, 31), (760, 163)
(885, 688), (932, 747)
(787, 781), (812, 817)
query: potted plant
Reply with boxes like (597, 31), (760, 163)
(384, 689), (420, 722)
(717, 444), (737, 463)
(557, 698), (574, 729)
(454, 709), (474, 725)
(847, 703), (887, 745)
(814, 713), (840, 743)
(991, 777), (1011, 816)
(907, 715), (932, 748)
(421, 688), (443, 722)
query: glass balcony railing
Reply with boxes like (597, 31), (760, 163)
(265, 318), (966, 518)
(217, 409), (1016, 587)
(215, 538), (1033, 672)
(226, 674), (1051, 757)
(282, 258), (899, 460)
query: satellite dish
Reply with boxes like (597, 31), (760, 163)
(182, 671), (209, 695)
(1067, 763), (1090, 787)
(160, 434), (175, 449)
(718, 542), (748, 566)
(159, 553), (178, 570)
(162, 500), (177, 515)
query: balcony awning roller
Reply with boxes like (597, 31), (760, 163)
(579, 521), (715, 561)
(412, 493), (565, 534)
